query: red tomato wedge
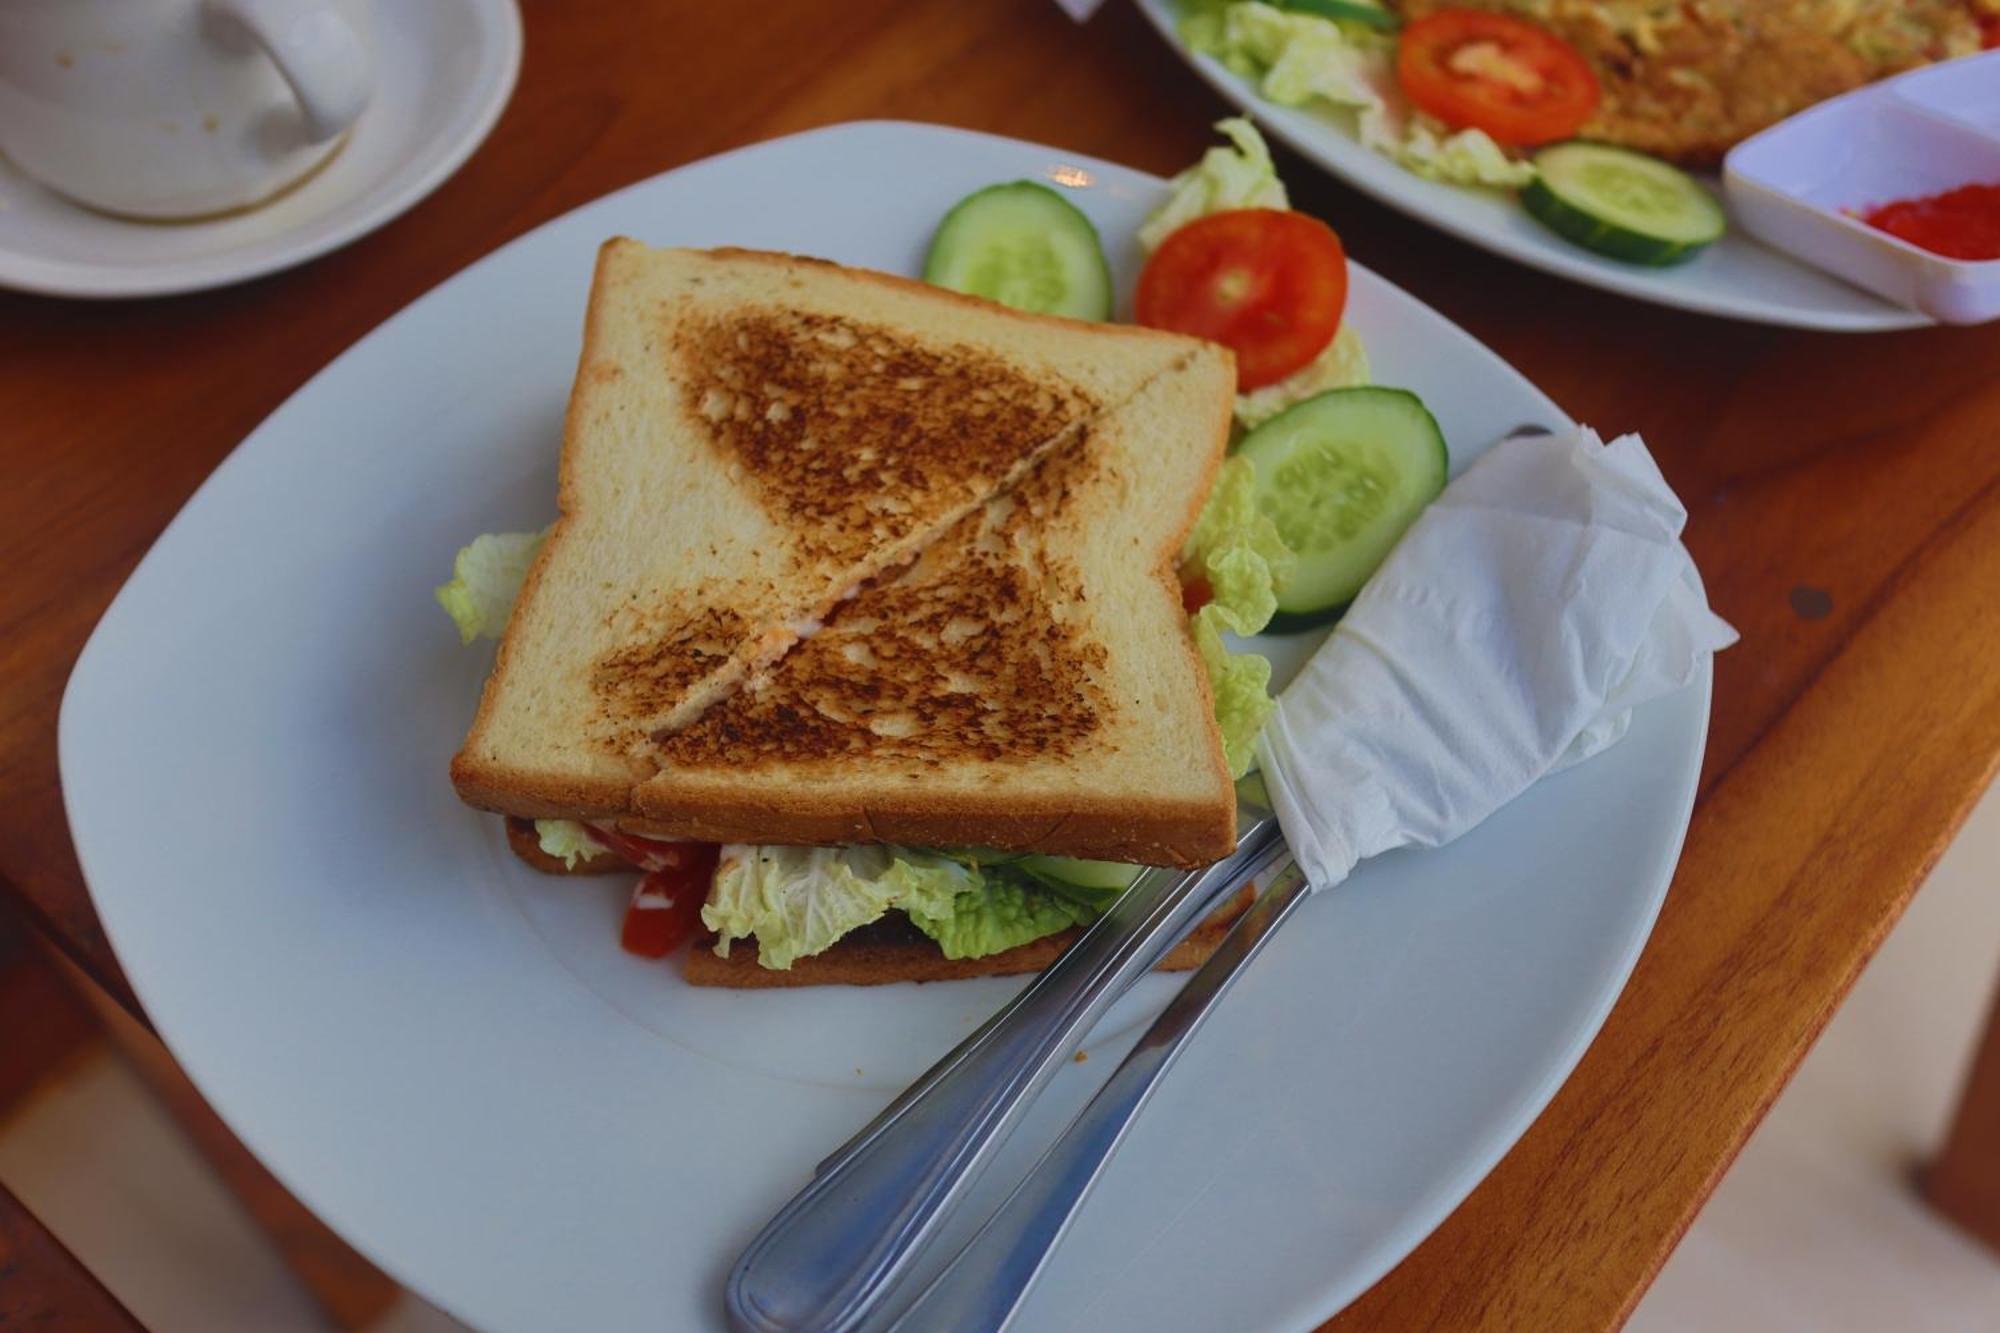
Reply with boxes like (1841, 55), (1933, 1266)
(617, 844), (720, 959)
(1135, 209), (1347, 391)
(586, 825), (709, 874)
(1397, 8), (1599, 147)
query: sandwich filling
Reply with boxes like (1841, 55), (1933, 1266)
(443, 447), (1293, 968)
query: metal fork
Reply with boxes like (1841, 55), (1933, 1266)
(723, 787), (1287, 1333)
(882, 858), (1312, 1331)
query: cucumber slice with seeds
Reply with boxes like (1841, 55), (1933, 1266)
(1264, 604), (1348, 635)
(1019, 855), (1145, 912)
(923, 181), (1114, 321)
(1239, 386), (1448, 622)
(936, 846), (1028, 869)
(1019, 855), (1145, 893)
(1276, 0), (1399, 30)
(1524, 142), (1725, 267)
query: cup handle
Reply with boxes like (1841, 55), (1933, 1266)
(203, 0), (374, 144)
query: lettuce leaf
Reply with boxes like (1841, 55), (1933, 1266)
(1182, 457), (1293, 776)
(1138, 116), (1290, 253)
(1235, 324), (1371, 430)
(534, 819), (598, 869)
(435, 530), (545, 643)
(1194, 2), (1384, 106)
(703, 846), (963, 970)
(1192, 610), (1276, 778)
(1394, 117), (1537, 189)
(1189, 2), (1534, 191)
(905, 877), (1094, 961)
(703, 847), (1092, 969)
(1185, 456), (1295, 637)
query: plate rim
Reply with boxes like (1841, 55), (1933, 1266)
(58, 117), (1709, 1333)
(1129, 0), (1932, 334)
(0, 0), (524, 300)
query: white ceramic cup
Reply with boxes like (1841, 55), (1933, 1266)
(0, 0), (374, 220)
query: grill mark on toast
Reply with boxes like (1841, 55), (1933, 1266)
(672, 307), (1098, 564)
(590, 602), (750, 743)
(586, 320), (1170, 755)
(653, 431), (1114, 768)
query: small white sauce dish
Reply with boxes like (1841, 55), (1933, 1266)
(1723, 49), (2000, 326)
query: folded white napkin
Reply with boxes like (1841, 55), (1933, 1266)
(1257, 426), (1737, 890)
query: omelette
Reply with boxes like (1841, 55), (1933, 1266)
(1394, 1), (1987, 167)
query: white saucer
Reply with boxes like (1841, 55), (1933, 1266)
(0, 0), (521, 299)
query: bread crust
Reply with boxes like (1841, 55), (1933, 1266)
(695, 245), (1200, 348)
(630, 790), (1234, 868)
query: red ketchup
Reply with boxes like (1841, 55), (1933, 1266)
(1858, 183), (2000, 262)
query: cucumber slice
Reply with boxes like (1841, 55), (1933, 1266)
(1238, 387), (1447, 618)
(1264, 604), (1346, 636)
(1524, 142), (1725, 267)
(1037, 882), (1123, 913)
(1019, 855), (1145, 893)
(1276, 0), (1399, 30)
(935, 846), (1028, 869)
(923, 181), (1114, 321)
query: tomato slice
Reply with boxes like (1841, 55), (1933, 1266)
(617, 844), (720, 959)
(1135, 209), (1347, 391)
(1397, 8), (1599, 147)
(586, 825), (709, 874)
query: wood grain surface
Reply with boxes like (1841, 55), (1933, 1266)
(2, 0), (1998, 1327)
(0, 1182), (143, 1331)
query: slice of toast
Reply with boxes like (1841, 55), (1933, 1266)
(453, 243), (1206, 820)
(679, 887), (1256, 988)
(628, 343), (1239, 864)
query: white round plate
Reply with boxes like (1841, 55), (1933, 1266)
(61, 121), (1708, 1332)
(0, 0), (521, 299)
(1132, 0), (1930, 332)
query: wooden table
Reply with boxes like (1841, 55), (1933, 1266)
(5, 0), (1999, 1326)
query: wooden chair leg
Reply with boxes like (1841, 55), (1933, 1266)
(1924, 976), (2000, 1255)
(53, 953), (404, 1331)
(0, 911), (98, 1111)
(0, 1181), (145, 1331)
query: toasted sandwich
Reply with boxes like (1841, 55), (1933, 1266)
(453, 242), (1203, 805)
(448, 240), (1261, 986)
